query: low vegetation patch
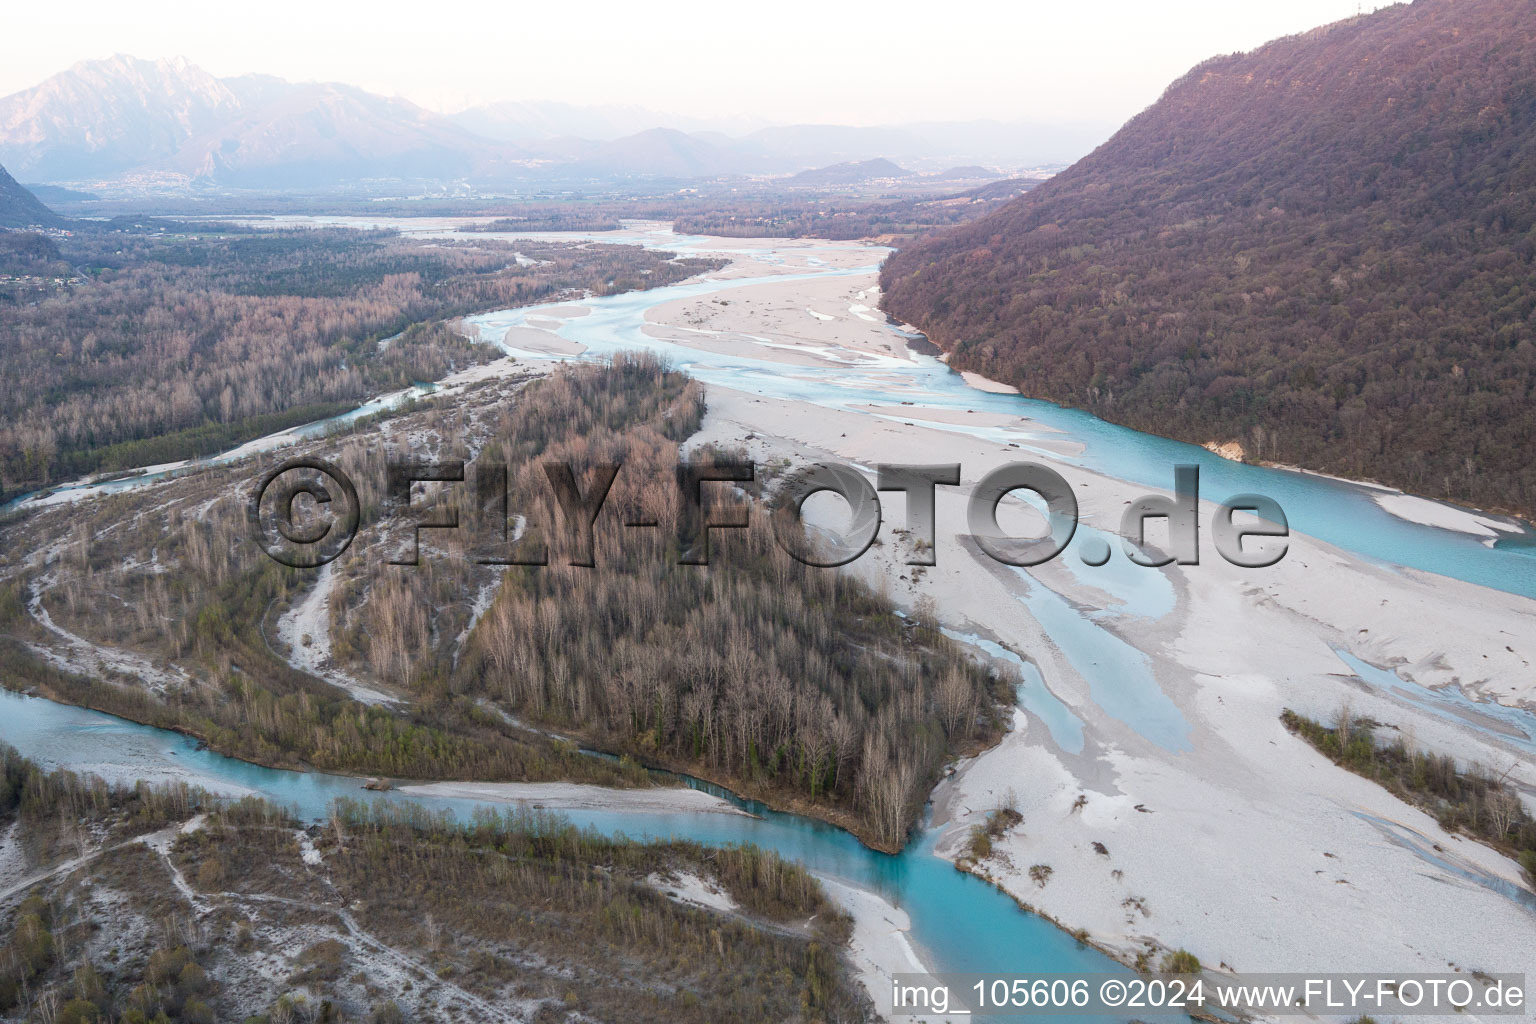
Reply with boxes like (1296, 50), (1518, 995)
(1162, 949), (1201, 975)
(966, 802), (1023, 861)
(1282, 707), (1536, 883)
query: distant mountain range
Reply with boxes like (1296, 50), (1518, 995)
(0, 56), (515, 188)
(0, 56), (1109, 189)
(881, 0), (1536, 518)
(0, 162), (61, 227)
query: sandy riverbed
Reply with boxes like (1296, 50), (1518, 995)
(819, 877), (933, 1020)
(663, 242), (1536, 1000)
(1372, 491), (1524, 542)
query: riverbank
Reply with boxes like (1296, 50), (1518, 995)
(820, 877), (931, 1020)
(1369, 491), (1528, 542)
(559, 737), (1003, 855)
(0, 658), (658, 796)
(395, 780), (745, 816)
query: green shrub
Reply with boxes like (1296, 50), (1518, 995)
(55, 999), (102, 1024)
(1163, 949), (1201, 975)
(967, 825), (993, 860)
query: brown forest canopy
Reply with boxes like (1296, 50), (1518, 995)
(880, 0), (1536, 517)
(0, 226), (720, 500)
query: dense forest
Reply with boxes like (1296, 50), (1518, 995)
(0, 224), (721, 501)
(0, 746), (872, 1022)
(881, 0), (1536, 517)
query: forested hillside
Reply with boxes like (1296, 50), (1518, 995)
(881, 0), (1536, 517)
(0, 162), (61, 227)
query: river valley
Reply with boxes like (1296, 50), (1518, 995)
(5, 220), (1535, 1022)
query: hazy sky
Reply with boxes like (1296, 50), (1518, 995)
(5, 0), (1396, 126)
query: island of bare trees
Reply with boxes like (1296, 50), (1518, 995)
(2, 357), (1009, 853)
(461, 358), (1011, 849)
